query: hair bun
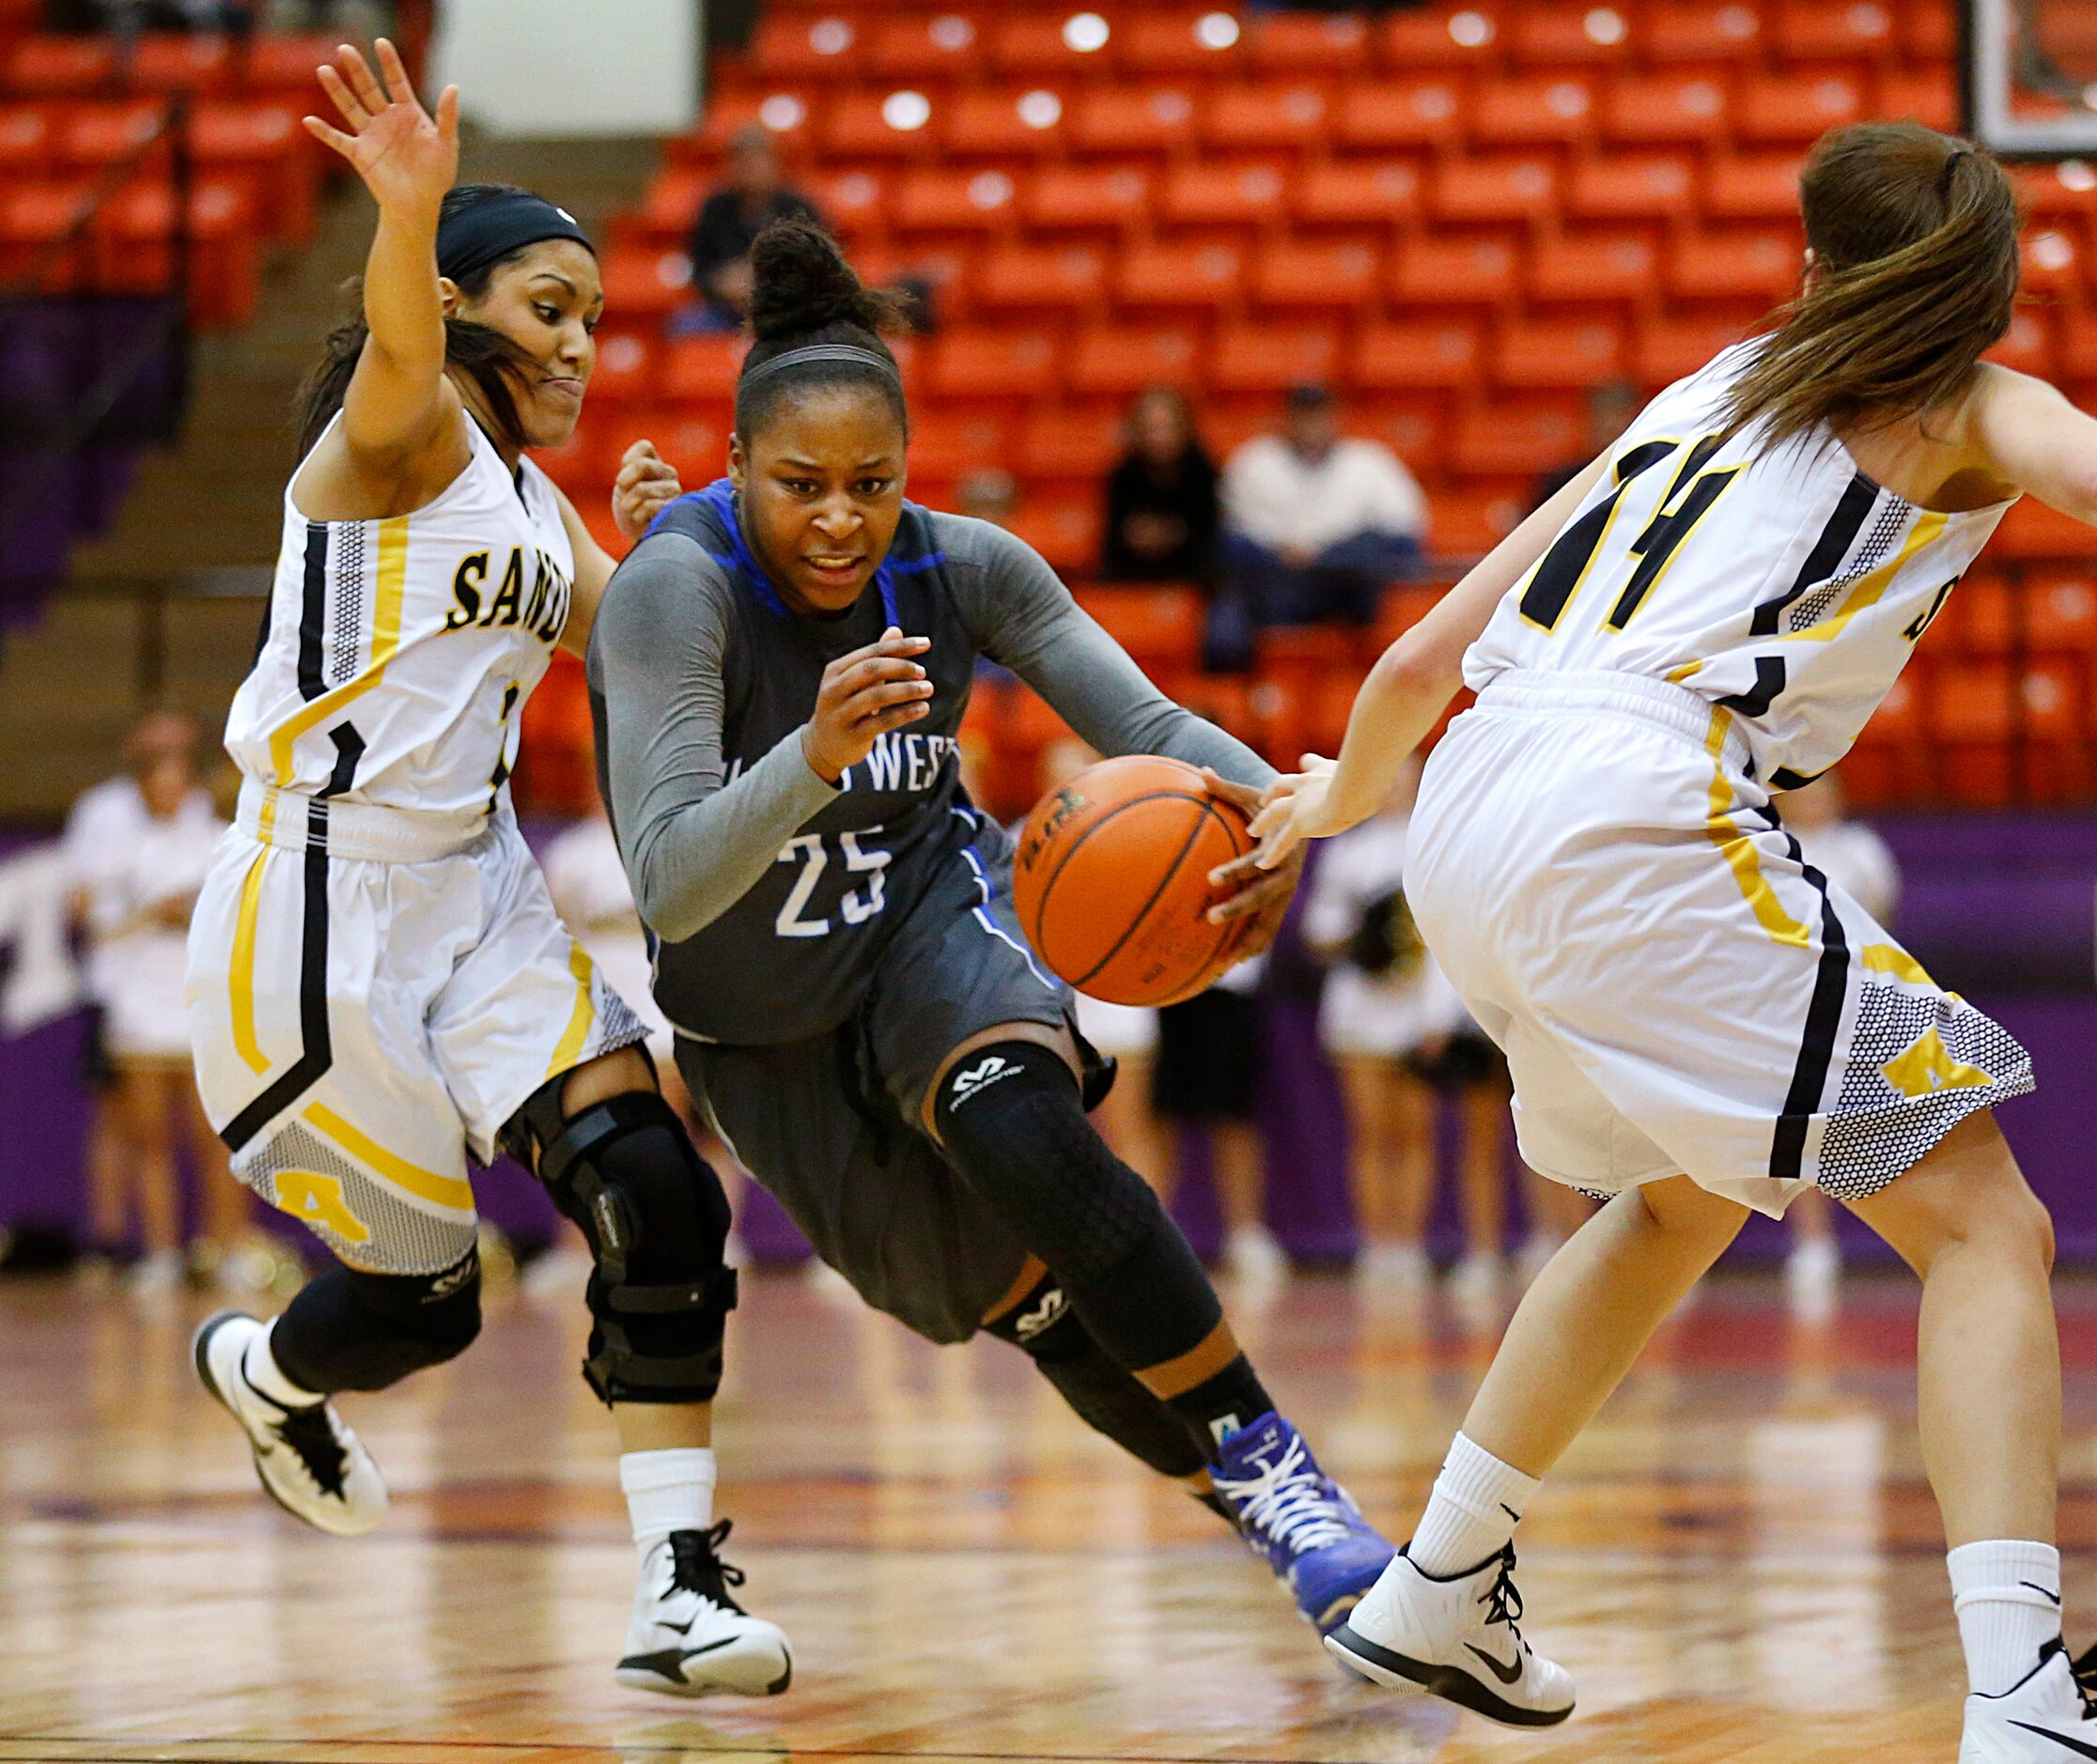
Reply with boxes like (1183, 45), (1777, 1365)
(748, 218), (893, 342)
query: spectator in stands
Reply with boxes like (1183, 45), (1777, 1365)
(681, 125), (823, 333)
(1530, 378), (1642, 511)
(1099, 386), (1220, 585)
(64, 711), (252, 1293)
(1778, 769), (1902, 1318)
(1215, 383), (1425, 671)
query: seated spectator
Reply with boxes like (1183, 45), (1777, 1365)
(1098, 385), (1219, 584)
(681, 126), (823, 333)
(1530, 379), (1641, 512)
(1214, 383), (1425, 670)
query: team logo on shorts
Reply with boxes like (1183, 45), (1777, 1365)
(949, 1055), (1017, 1107)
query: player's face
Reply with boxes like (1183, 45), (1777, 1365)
(456, 240), (603, 449)
(730, 384), (908, 615)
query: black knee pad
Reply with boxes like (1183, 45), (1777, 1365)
(984, 1274), (1207, 1480)
(505, 1077), (736, 1406)
(271, 1249), (482, 1394)
(934, 1040), (1221, 1367)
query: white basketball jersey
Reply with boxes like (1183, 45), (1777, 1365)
(1466, 343), (2015, 784)
(225, 410), (576, 823)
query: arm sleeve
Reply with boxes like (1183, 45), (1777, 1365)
(952, 518), (1276, 789)
(590, 534), (840, 942)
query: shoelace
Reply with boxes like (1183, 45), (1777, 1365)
(1212, 1433), (1356, 1555)
(1478, 1545), (1529, 1657)
(271, 1404), (349, 1500)
(2066, 1639), (2097, 1715)
(667, 1519), (749, 1615)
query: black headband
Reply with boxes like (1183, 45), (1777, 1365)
(739, 341), (901, 390)
(437, 190), (595, 286)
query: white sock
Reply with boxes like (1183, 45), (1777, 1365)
(1949, 1540), (2062, 1696)
(621, 1447), (717, 1568)
(1409, 1432), (1542, 1577)
(242, 1320), (323, 1409)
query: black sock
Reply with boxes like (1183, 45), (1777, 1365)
(1163, 1354), (1275, 1454)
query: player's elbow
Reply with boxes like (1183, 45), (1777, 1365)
(1369, 630), (1444, 703)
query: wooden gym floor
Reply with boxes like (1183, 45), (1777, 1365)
(5, 1264), (2095, 1763)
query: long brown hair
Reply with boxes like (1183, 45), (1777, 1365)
(1718, 122), (2022, 450)
(293, 183), (544, 459)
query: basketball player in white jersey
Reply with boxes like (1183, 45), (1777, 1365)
(1250, 123), (2093, 1759)
(182, 42), (788, 1698)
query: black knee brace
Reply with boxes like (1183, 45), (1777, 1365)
(934, 1039), (1221, 1369)
(984, 1272), (1208, 1479)
(272, 1249), (483, 1394)
(503, 1078), (736, 1405)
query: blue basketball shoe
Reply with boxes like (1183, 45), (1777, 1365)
(1212, 1412), (1397, 1633)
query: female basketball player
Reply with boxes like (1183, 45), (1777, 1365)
(1253, 122), (2092, 1757)
(588, 218), (1396, 1637)
(183, 42), (787, 1698)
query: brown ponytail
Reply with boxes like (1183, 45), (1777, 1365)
(1718, 122), (2022, 451)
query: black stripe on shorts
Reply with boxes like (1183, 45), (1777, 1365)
(1768, 818), (1850, 1184)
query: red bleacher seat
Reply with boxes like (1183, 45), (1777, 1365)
(1451, 400), (1584, 475)
(1986, 312), (2058, 380)
(1075, 585), (1202, 668)
(893, 167), (1019, 237)
(1069, 324), (1201, 395)
(1210, 321), (1341, 393)
(993, 13), (1120, 80)
(57, 101), (165, 173)
(808, 167), (887, 241)
(663, 334), (746, 405)
(1875, 70), (1957, 133)
(0, 108), (50, 178)
(1159, 161), (1289, 229)
(1496, 319), (1629, 389)
(1006, 500), (1102, 574)
(926, 330), (1060, 398)
(2027, 576), (2097, 652)
(1251, 240), (1381, 310)
(821, 90), (941, 160)
(599, 246), (692, 320)
(1352, 319), (1484, 390)
(239, 33), (340, 97)
(1248, 11), (1371, 73)
(1602, 73), (1729, 146)
(1635, 315), (1760, 383)
(131, 33), (235, 92)
(1643, 3), (1765, 63)
(973, 242), (1108, 313)
(1996, 501), (2097, 563)
(1668, 230), (1801, 303)
(1951, 577), (2015, 655)
(1736, 74), (1864, 145)
(868, 13), (986, 83)
(651, 412), (734, 484)
(748, 11), (862, 81)
(1024, 164), (1154, 235)
(1072, 85), (1201, 154)
(1122, 13), (1244, 77)
(1510, 7), (1635, 67)
(1018, 408), (1125, 483)
(1335, 80), (1466, 151)
(906, 412), (1010, 482)
(1773, 1), (1895, 64)
(1529, 234), (1658, 306)
(1566, 156), (1695, 223)
(1905, 2), (1957, 60)
(1704, 156), (1807, 224)
(1431, 157), (1559, 225)
(1297, 161), (1421, 229)
(943, 88), (1072, 158)
(1391, 236), (1522, 309)
(194, 101), (313, 246)
(1429, 491), (1523, 555)
(1378, 8), (1505, 71)
(1114, 240), (1244, 310)
(8, 35), (117, 95)
(95, 178), (256, 326)
(1472, 77), (1596, 148)
(1204, 83), (1330, 152)
(584, 332), (660, 405)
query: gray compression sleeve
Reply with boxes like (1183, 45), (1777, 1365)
(947, 517), (1278, 790)
(588, 533), (838, 941)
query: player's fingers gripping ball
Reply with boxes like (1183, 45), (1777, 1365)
(1013, 755), (1253, 1006)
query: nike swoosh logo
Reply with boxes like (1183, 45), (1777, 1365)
(2012, 1721), (2097, 1759)
(662, 1617), (695, 1636)
(1466, 1643), (1524, 1686)
(2022, 1581), (2065, 1605)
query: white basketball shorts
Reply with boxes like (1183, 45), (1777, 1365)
(186, 793), (647, 1274)
(1406, 671), (2033, 1216)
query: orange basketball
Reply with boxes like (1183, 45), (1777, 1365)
(1012, 754), (1253, 1007)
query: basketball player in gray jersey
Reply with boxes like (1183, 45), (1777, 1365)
(589, 220), (1396, 1637)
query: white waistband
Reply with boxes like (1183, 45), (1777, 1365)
(1473, 670), (1757, 778)
(237, 777), (488, 862)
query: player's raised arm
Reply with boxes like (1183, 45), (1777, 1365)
(1966, 364), (2097, 527)
(303, 40), (465, 471)
(1250, 452), (1609, 869)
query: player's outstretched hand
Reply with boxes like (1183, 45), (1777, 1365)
(613, 441), (681, 542)
(1246, 753), (1344, 872)
(801, 627), (934, 784)
(305, 39), (458, 219)
(1202, 766), (1304, 962)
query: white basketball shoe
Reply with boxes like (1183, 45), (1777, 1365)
(192, 1310), (387, 1537)
(1962, 1640), (2097, 1761)
(616, 1521), (793, 1698)
(1325, 1545), (1576, 1728)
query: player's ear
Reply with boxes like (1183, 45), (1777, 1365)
(726, 431), (747, 495)
(437, 275), (463, 319)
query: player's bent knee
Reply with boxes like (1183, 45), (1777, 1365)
(501, 1076), (736, 1405)
(274, 1251), (483, 1392)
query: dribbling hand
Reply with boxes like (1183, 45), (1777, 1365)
(800, 627), (935, 785)
(613, 441), (681, 542)
(1202, 767), (1306, 962)
(305, 39), (458, 221)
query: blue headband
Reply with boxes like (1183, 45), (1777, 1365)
(437, 190), (595, 286)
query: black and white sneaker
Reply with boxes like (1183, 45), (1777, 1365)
(1325, 1545), (1575, 1728)
(192, 1310), (387, 1537)
(1962, 1638), (2097, 1761)
(616, 1520), (793, 1698)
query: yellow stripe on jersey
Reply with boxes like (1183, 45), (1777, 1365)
(267, 515), (412, 786)
(1785, 510), (1949, 644)
(1863, 942), (1934, 985)
(229, 848), (272, 1075)
(546, 942), (598, 1081)
(303, 1100), (475, 1212)
(1703, 707), (1811, 950)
